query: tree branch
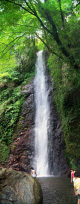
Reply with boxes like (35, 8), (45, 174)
(5, 0), (52, 38)
(58, 0), (64, 27)
(24, 0), (54, 35)
(0, 32), (27, 58)
(5, 0), (34, 15)
(24, 0), (35, 13)
(35, 33), (63, 59)
(3, 0), (79, 69)
(42, 9), (79, 69)
(4, 1), (54, 38)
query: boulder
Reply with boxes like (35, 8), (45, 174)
(0, 168), (43, 204)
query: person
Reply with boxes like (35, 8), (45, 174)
(74, 172), (80, 204)
(71, 168), (75, 183)
(30, 167), (37, 178)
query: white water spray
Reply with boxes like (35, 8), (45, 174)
(34, 51), (50, 176)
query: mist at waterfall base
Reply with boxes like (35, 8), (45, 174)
(34, 51), (51, 177)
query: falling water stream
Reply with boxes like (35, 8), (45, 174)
(34, 50), (50, 176)
(34, 51), (77, 204)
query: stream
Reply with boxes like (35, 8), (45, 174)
(38, 177), (77, 204)
(34, 51), (77, 204)
(34, 50), (50, 175)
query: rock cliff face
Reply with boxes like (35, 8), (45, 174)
(0, 168), (43, 204)
(7, 80), (35, 173)
(7, 54), (68, 176)
(43, 51), (69, 175)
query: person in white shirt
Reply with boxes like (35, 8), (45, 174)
(30, 167), (37, 178)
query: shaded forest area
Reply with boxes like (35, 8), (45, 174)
(0, 0), (80, 169)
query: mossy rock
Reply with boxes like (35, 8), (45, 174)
(0, 168), (43, 204)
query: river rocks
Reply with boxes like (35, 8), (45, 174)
(0, 168), (43, 204)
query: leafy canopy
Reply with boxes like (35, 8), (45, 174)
(0, 0), (80, 69)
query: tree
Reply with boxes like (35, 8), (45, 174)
(0, 0), (80, 69)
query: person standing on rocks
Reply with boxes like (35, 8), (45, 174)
(30, 167), (37, 178)
(74, 172), (80, 204)
(71, 168), (75, 183)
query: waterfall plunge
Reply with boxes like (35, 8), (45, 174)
(34, 51), (50, 176)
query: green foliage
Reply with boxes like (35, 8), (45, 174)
(0, 143), (10, 162)
(48, 53), (80, 169)
(0, 86), (25, 144)
(0, 36), (36, 163)
(0, 0), (80, 68)
(35, 39), (44, 51)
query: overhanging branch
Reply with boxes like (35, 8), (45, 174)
(58, 0), (64, 27)
(4, 0), (34, 15)
(35, 33), (63, 60)
(0, 32), (27, 58)
(2, 0), (79, 69)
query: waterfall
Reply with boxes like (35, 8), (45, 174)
(34, 50), (50, 176)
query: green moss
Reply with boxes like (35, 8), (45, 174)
(48, 53), (80, 169)
(24, 127), (28, 130)
(0, 143), (10, 162)
(11, 144), (16, 152)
